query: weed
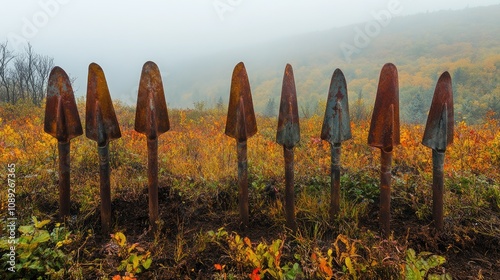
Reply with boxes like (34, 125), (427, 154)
(107, 232), (152, 278)
(404, 248), (451, 279)
(0, 217), (73, 279)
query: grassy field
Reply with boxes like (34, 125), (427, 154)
(1, 101), (499, 279)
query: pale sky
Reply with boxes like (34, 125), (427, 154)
(1, 0), (499, 106)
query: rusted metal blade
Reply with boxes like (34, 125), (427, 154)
(275, 64), (299, 232)
(86, 63), (121, 146)
(85, 63), (121, 234)
(368, 63), (400, 152)
(422, 71), (454, 231)
(135, 61), (170, 139)
(368, 63), (400, 238)
(321, 68), (352, 144)
(225, 62), (257, 142)
(134, 61), (170, 229)
(44, 66), (82, 219)
(276, 64), (300, 149)
(422, 71), (454, 152)
(44, 66), (83, 142)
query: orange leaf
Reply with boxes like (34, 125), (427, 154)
(214, 263), (224, 271)
(311, 252), (317, 261)
(244, 237), (252, 247)
(319, 258), (333, 277)
(250, 267), (261, 280)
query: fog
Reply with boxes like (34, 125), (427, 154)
(1, 0), (499, 107)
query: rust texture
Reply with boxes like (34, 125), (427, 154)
(44, 66), (83, 219)
(276, 64), (300, 148)
(135, 61), (170, 228)
(98, 145), (112, 234)
(86, 63), (121, 146)
(85, 63), (122, 234)
(276, 64), (299, 232)
(283, 147), (297, 231)
(321, 69), (352, 220)
(330, 144), (341, 219)
(44, 67), (83, 142)
(135, 61), (170, 139)
(225, 62), (257, 227)
(58, 142), (70, 218)
(225, 62), (257, 142)
(237, 141), (249, 226)
(422, 72), (454, 151)
(422, 71), (454, 231)
(368, 63), (400, 238)
(380, 150), (393, 237)
(368, 63), (400, 152)
(321, 68), (352, 145)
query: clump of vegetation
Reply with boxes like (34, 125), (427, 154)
(108, 232), (152, 280)
(0, 217), (73, 279)
(1, 73), (499, 278)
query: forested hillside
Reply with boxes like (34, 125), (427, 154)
(170, 5), (500, 123)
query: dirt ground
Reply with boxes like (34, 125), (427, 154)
(40, 183), (500, 279)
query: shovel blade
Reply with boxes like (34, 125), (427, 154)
(86, 63), (121, 146)
(321, 68), (352, 144)
(225, 62), (257, 142)
(422, 72), (454, 151)
(44, 66), (83, 142)
(276, 64), (300, 148)
(135, 61), (170, 139)
(368, 63), (400, 151)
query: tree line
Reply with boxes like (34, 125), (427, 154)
(0, 41), (54, 106)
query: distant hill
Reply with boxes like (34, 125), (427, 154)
(168, 5), (500, 123)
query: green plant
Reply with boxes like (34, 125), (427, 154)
(344, 172), (380, 203)
(0, 217), (73, 279)
(405, 248), (451, 280)
(208, 228), (302, 279)
(110, 232), (152, 277)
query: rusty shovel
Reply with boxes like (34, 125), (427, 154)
(276, 64), (300, 232)
(225, 62), (257, 227)
(422, 72), (454, 231)
(44, 66), (83, 219)
(368, 63), (400, 238)
(86, 63), (122, 234)
(321, 68), (352, 221)
(135, 61), (170, 228)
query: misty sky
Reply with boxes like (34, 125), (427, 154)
(1, 0), (499, 106)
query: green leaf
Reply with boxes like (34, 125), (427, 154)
(32, 231), (50, 244)
(428, 255), (446, 268)
(345, 257), (357, 279)
(19, 251), (32, 259)
(18, 225), (34, 234)
(118, 260), (127, 271)
(143, 257), (152, 269)
(406, 248), (417, 262)
(0, 238), (11, 250)
(34, 219), (51, 229)
(130, 254), (139, 269)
